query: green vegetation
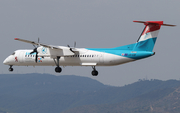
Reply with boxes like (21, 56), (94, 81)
(0, 73), (179, 113)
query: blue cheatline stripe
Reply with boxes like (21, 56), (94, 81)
(86, 48), (154, 60)
(86, 37), (156, 60)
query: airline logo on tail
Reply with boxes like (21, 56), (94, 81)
(133, 21), (175, 52)
(139, 21), (162, 42)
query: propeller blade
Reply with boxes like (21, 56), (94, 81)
(33, 44), (36, 48)
(69, 48), (73, 53)
(35, 53), (38, 63)
(30, 48), (38, 62)
(67, 43), (76, 53)
(30, 48), (37, 54)
(30, 51), (34, 54)
(29, 38), (40, 63)
(74, 41), (76, 48)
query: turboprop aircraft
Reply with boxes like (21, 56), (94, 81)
(3, 21), (175, 76)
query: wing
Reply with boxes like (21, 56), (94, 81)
(14, 38), (75, 57)
(15, 38), (61, 49)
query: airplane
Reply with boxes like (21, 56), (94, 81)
(3, 21), (176, 76)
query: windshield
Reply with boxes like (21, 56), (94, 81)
(11, 52), (15, 55)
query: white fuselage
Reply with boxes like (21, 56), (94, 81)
(3, 48), (135, 67)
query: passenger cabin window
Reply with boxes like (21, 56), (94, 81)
(64, 54), (95, 58)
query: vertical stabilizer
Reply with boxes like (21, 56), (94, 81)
(133, 21), (163, 52)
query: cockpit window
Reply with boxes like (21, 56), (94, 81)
(12, 52), (15, 55)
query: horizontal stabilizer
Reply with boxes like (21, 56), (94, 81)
(133, 21), (176, 27)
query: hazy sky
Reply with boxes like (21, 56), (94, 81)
(0, 0), (179, 86)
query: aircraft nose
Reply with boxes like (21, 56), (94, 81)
(3, 57), (9, 65)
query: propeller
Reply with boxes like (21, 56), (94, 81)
(30, 38), (40, 63)
(30, 48), (38, 62)
(67, 41), (76, 53)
